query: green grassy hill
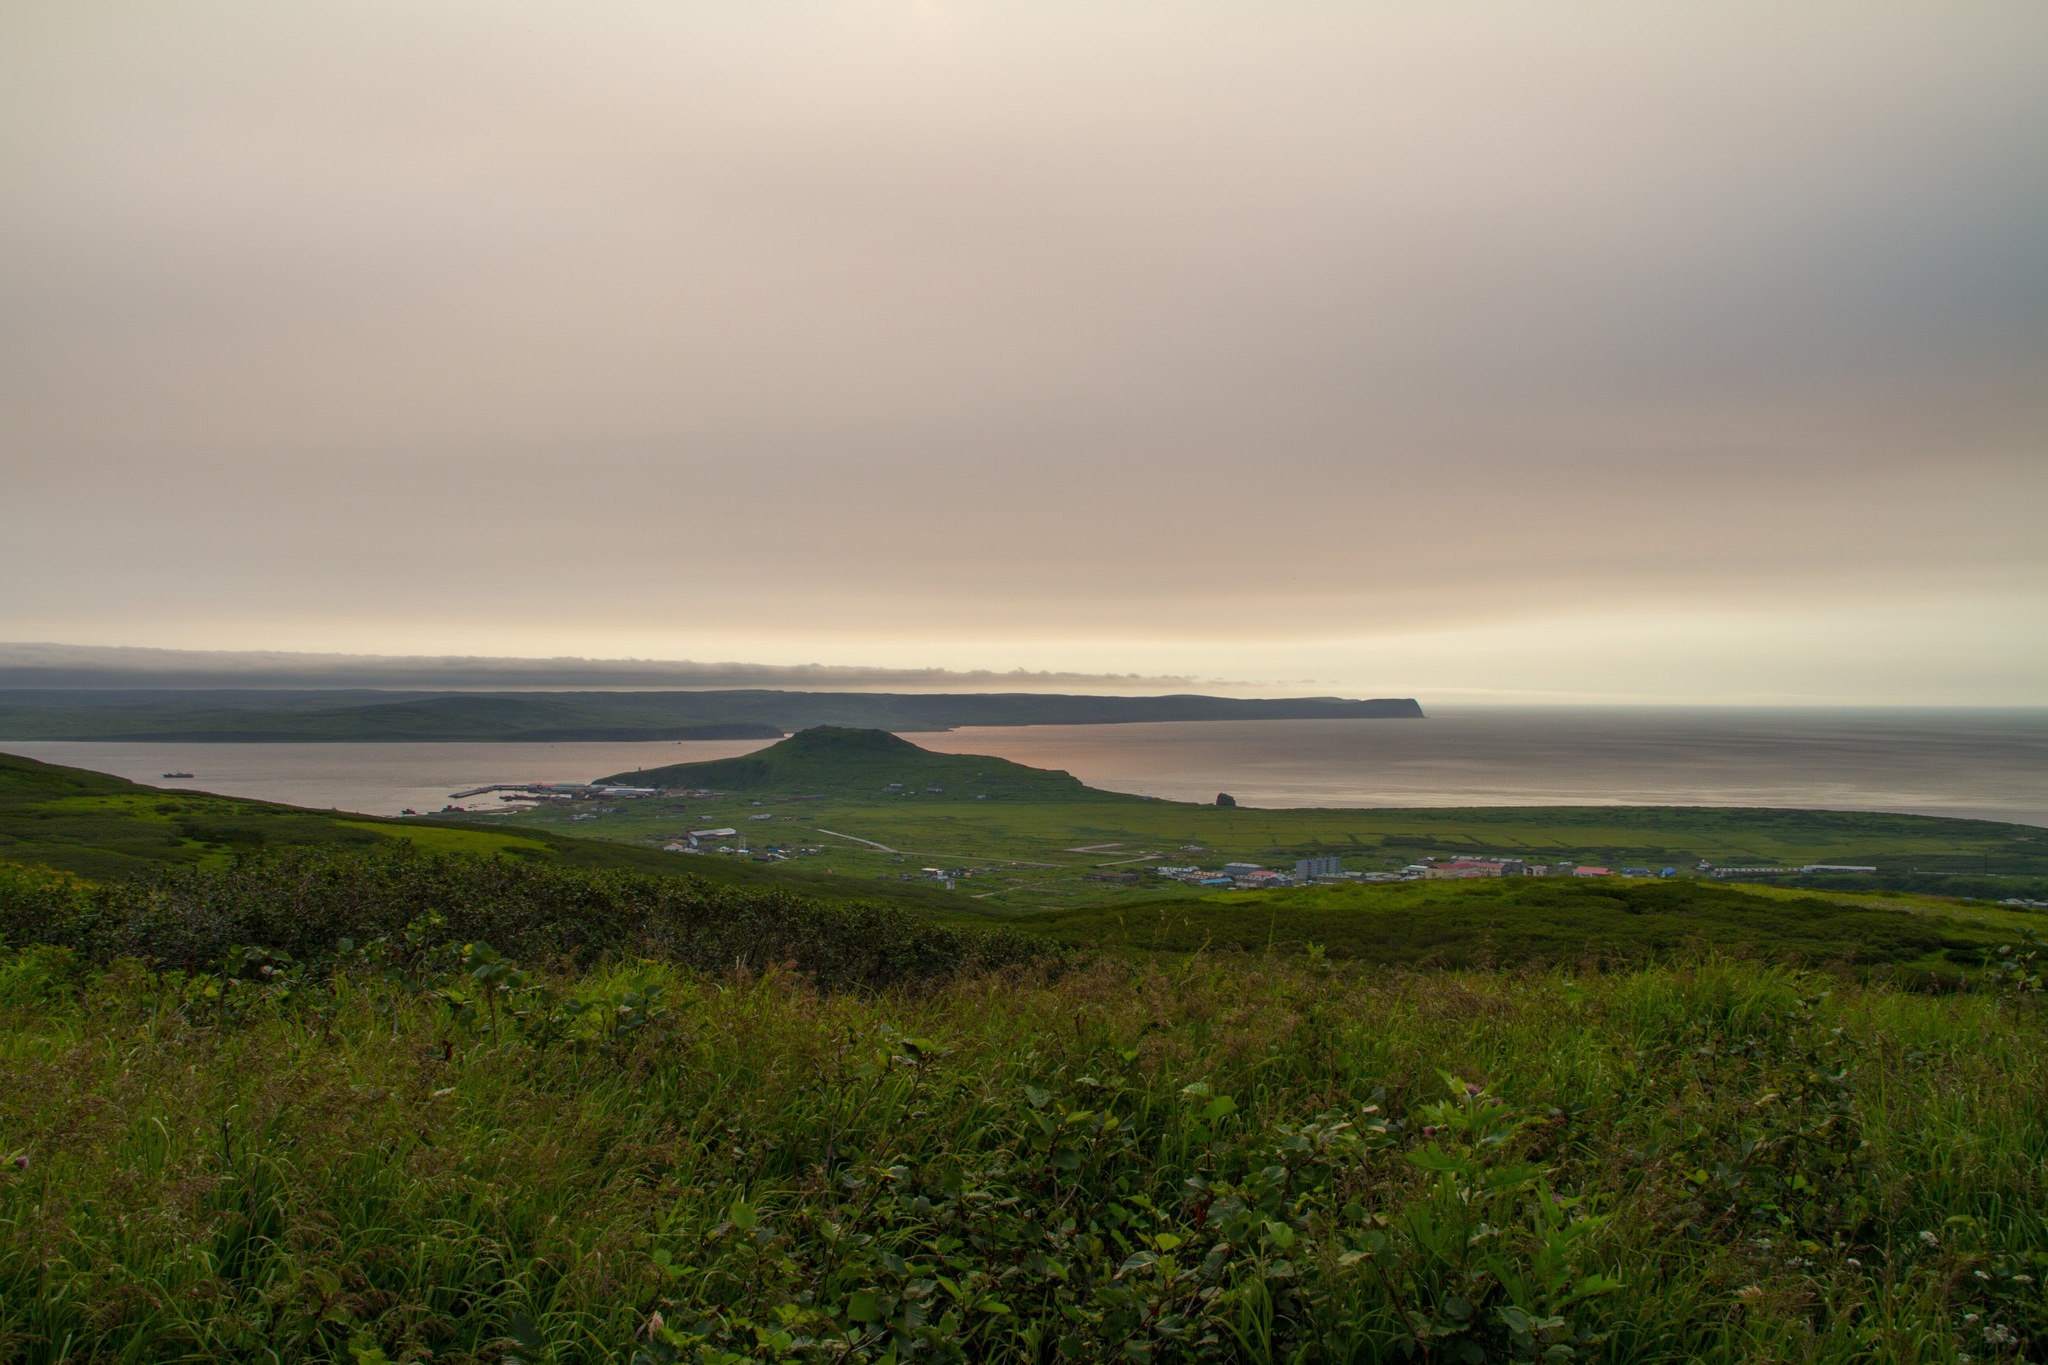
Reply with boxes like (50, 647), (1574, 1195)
(0, 752), (966, 911)
(609, 725), (1127, 802)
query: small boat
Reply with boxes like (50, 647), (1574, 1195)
(162, 772), (195, 780)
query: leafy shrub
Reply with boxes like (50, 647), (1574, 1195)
(0, 848), (1048, 990)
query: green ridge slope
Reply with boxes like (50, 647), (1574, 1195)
(0, 752), (967, 910)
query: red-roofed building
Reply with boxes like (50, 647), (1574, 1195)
(1426, 859), (1505, 879)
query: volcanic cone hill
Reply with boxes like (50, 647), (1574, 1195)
(603, 726), (1128, 802)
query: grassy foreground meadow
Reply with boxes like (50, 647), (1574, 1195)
(3, 852), (2048, 1363)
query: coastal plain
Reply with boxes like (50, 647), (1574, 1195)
(482, 729), (2048, 914)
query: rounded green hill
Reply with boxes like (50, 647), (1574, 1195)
(603, 726), (1121, 801)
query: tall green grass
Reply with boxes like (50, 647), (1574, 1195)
(2, 934), (2043, 1363)
(1033, 879), (2008, 977)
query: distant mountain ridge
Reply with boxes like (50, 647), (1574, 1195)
(0, 689), (1424, 742)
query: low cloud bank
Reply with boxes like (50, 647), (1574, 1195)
(0, 643), (1208, 694)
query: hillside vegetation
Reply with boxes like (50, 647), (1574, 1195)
(0, 753), (965, 911)
(5, 742), (2044, 1361)
(1, 928), (2043, 1363)
(0, 850), (1039, 991)
(5, 846), (2012, 981)
(2, 800), (2045, 1365)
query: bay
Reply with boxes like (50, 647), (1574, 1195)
(4, 707), (2044, 827)
(916, 709), (2048, 827)
(0, 738), (772, 819)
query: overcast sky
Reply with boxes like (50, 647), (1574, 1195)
(3, 1), (2043, 702)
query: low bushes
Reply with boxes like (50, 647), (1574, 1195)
(0, 848), (1045, 991)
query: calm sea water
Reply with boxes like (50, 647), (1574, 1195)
(5, 709), (2045, 826)
(0, 738), (775, 819)
(916, 710), (2048, 826)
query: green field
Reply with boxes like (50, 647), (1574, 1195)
(1027, 878), (2018, 981)
(484, 729), (2048, 910)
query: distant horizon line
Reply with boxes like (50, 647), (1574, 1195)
(0, 643), (2041, 708)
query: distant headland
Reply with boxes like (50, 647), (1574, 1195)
(0, 688), (1422, 743)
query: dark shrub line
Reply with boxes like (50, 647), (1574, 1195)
(0, 848), (1049, 991)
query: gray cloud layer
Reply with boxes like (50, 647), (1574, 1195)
(2, 1), (2043, 699)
